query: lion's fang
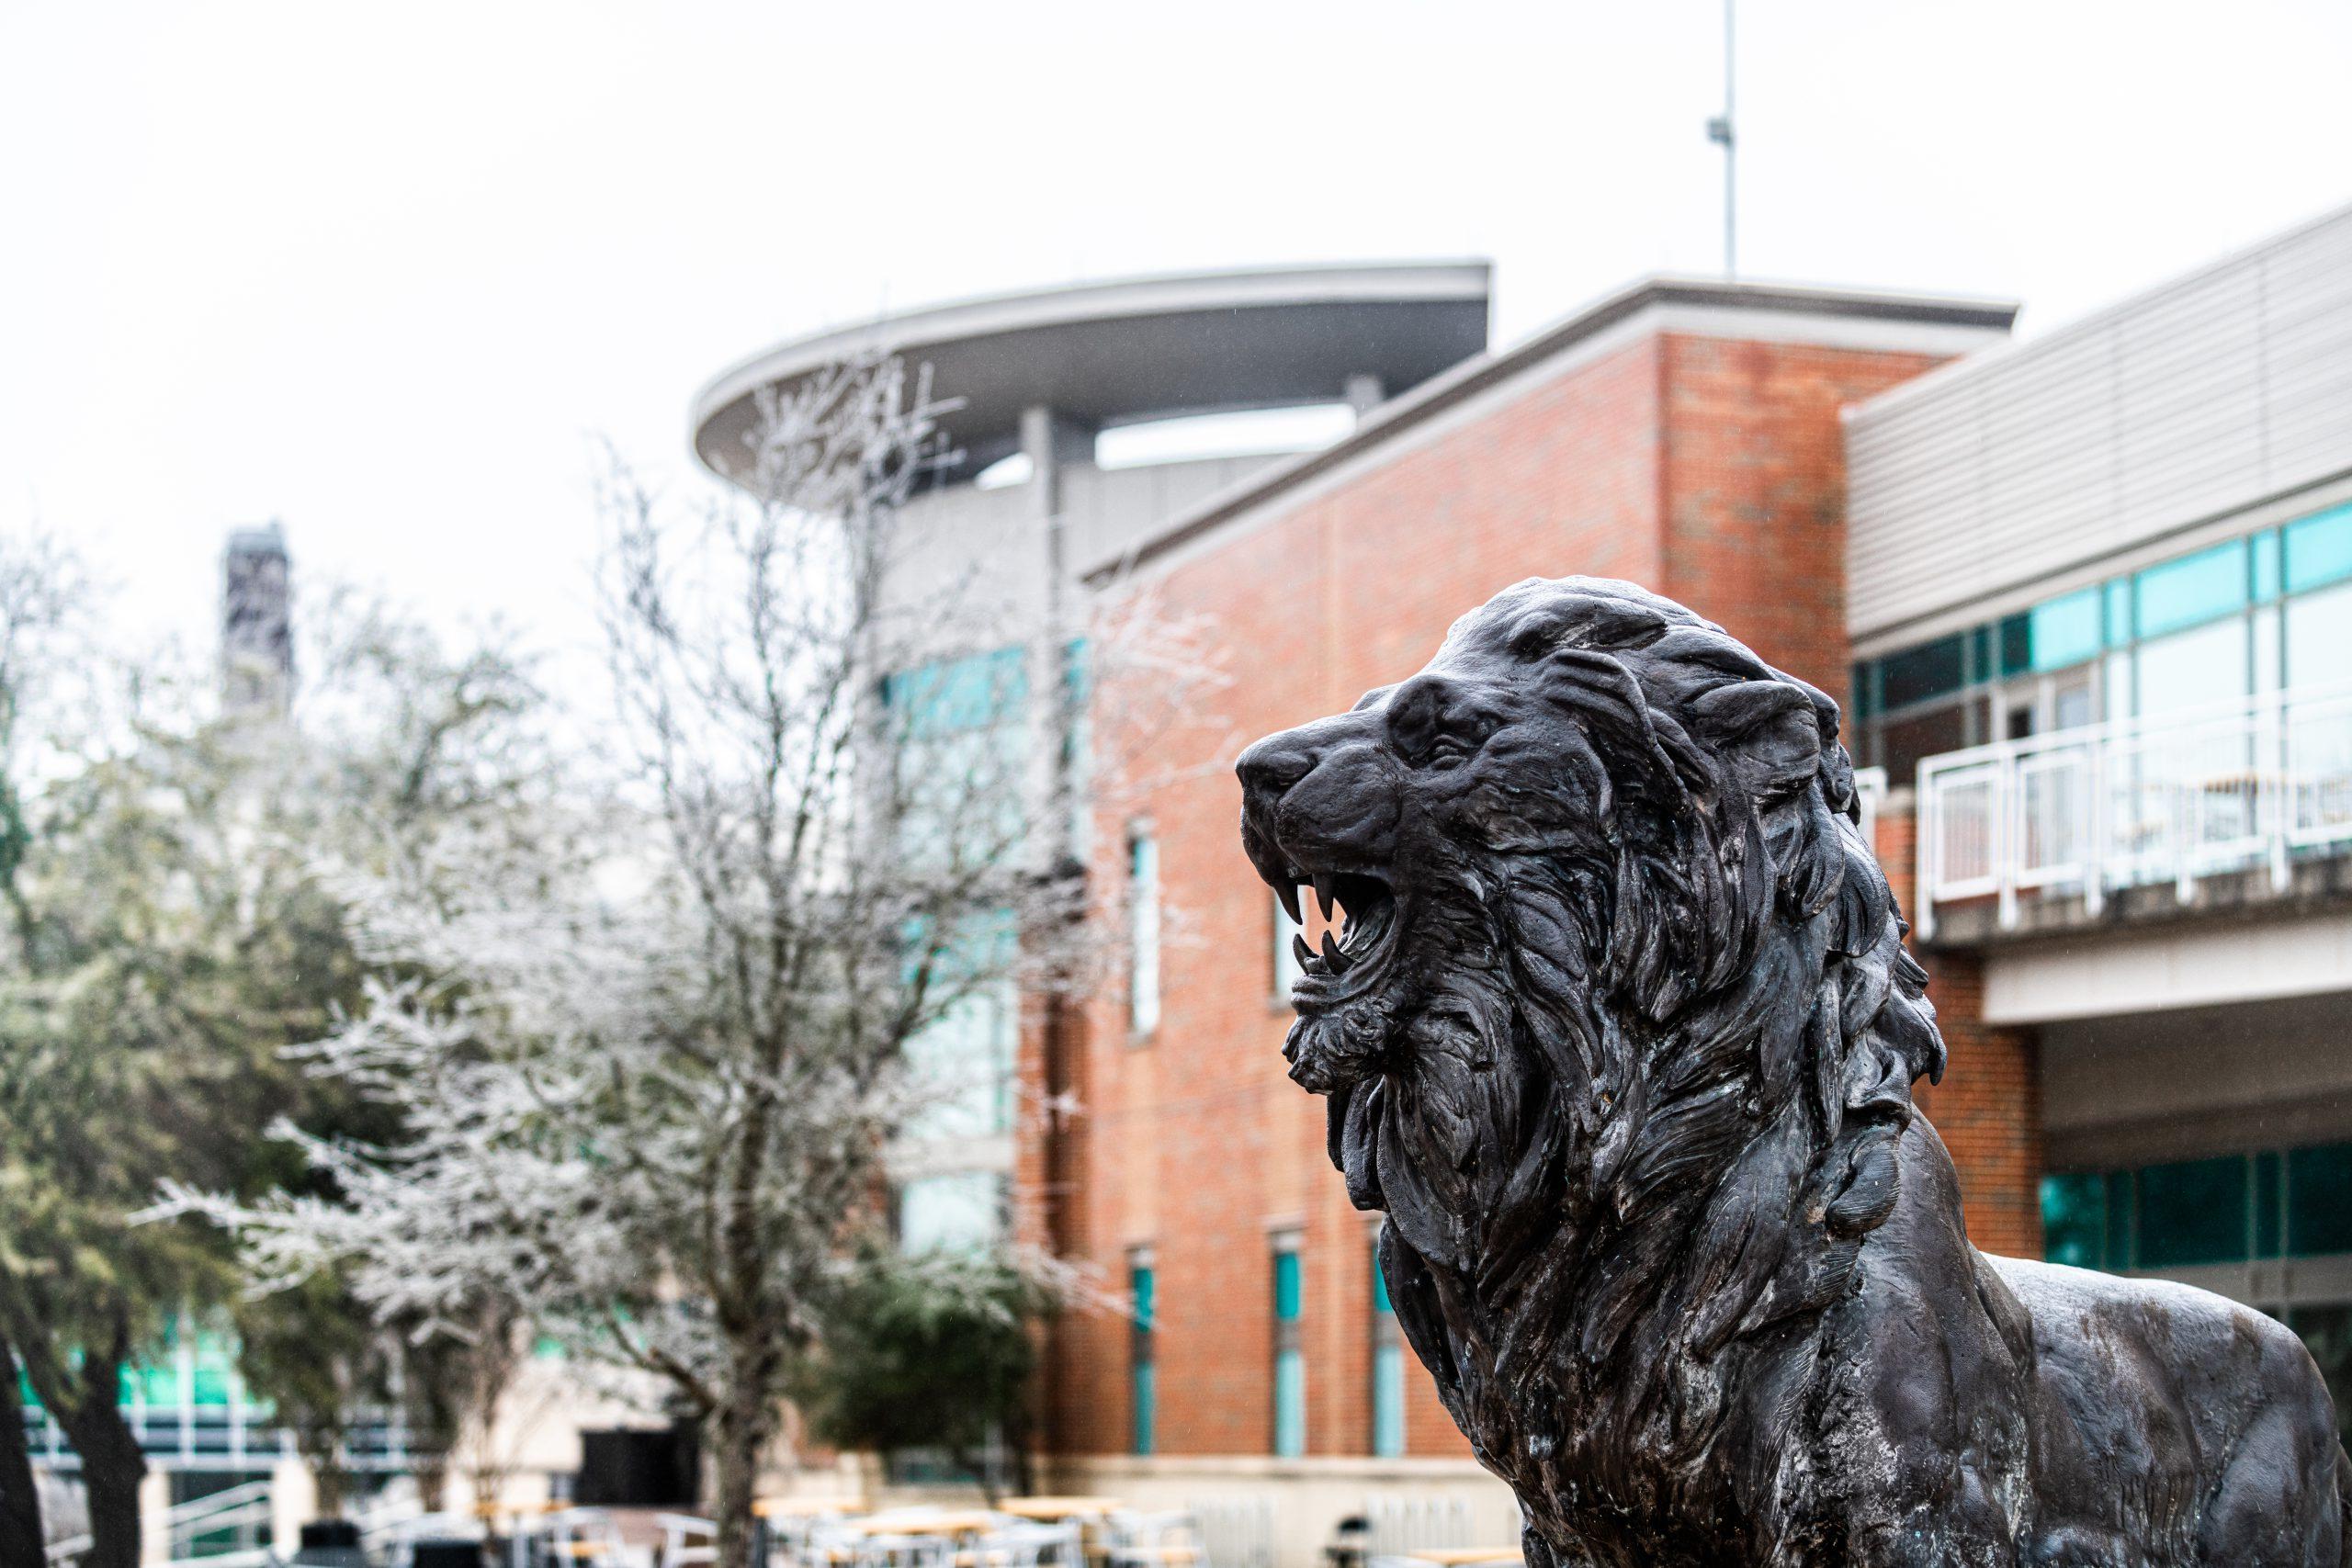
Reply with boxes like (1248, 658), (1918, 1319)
(1321, 931), (1351, 975)
(1293, 932), (1314, 971)
(1314, 873), (1338, 922)
(1277, 882), (1303, 925)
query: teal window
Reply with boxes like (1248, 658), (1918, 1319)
(1879, 635), (1966, 710)
(2286, 503), (2352, 596)
(2042, 1141), (2352, 1272)
(2041, 1171), (2107, 1269)
(2135, 540), (2248, 639)
(880, 646), (1028, 736)
(2253, 529), (2284, 601)
(1272, 1244), (1305, 1457)
(2105, 579), (2134, 646)
(2135, 1156), (2248, 1268)
(2027, 588), (2104, 672)
(2289, 1145), (2352, 1257)
(1371, 1242), (1405, 1458)
(1130, 1258), (1156, 1455)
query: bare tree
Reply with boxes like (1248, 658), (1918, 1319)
(201, 353), (1222, 1567)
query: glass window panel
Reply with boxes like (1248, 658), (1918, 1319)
(1131, 1265), (1155, 1332)
(1371, 1246), (1392, 1314)
(2041, 1172), (2107, 1270)
(2286, 503), (2352, 596)
(2105, 579), (2134, 646)
(1998, 615), (2032, 677)
(1879, 635), (1967, 710)
(897, 1171), (1004, 1255)
(2107, 1170), (2138, 1269)
(2254, 605), (2281, 695)
(2284, 580), (2352, 691)
(2029, 588), (2104, 672)
(1969, 626), (1993, 683)
(1130, 834), (1160, 1038)
(2136, 540), (2249, 639)
(2136, 618), (2248, 722)
(2287, 1143), (2352, 1257)
(2105, 651), (2135, 721)
(902, 978), (1014, 1140)
(1876, 703), (1969, 786)
(1133, 1361), (1156, 1456)
(1850, 661), (1876, 720)
(2254, 530), (2283, 600)
(1372, 1345), (1406, 1458)
(1273, 1250), (1302, 1322)
(1272, 1348), (1306, 1457)
(2256, 1151), (2284, 1258)
(2133, 1156), (2250, 1268)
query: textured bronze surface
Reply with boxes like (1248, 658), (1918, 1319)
(1238, 576), (2349, 1566)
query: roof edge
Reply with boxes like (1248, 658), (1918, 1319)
(688, 258), (1496, 460)
(1082, 274), (2018, 586)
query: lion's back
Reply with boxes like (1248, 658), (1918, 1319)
(1984, 1252), (2346, 1563)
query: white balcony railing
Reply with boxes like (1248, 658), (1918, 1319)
(1915, 682), (2352, 937)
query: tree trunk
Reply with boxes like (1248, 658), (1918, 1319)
(46, 1360), (142, 1568)
(0, 1337), (44, 1568)
(710, 1392), (763, 1568)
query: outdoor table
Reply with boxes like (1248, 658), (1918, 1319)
(1406, 1551), (1521, 1566)
(756, 1497), (869, 1517)
(998, 1499), (1123, 1521)
(852, 1513), (1005, 1537)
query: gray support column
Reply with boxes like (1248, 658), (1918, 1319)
(1344, 373), (1385, 422)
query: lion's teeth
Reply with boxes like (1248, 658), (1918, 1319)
(1292, 933), (1314, 970)
(1321, 931), (1351, 975)
(1314, 873), (1337, 922)
(1276, 882), (1303, 926)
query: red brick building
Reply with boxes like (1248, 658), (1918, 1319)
(1033, 278), (2018, 1514)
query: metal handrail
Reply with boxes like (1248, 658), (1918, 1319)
(1915, 681), (2352, 935)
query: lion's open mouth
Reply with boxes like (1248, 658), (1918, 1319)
(1279, 869), (1398, 1013)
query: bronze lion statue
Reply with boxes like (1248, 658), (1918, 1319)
(1237, 577), (2349, 1566)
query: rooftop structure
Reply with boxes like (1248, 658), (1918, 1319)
(690, 261), (1493, 485)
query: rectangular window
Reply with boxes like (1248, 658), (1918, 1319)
(2286, 502), (2352, 596)
(896, 1170), (1006, 1256)
(2288, 1145), (2352, 1257)
(1371, 1236), (1405, 1458)
(2135, 1156), (2249, 1269)
(1272, 1237), (1305, 1458)
(2027, 587), (2104, 673)
(1129, 831), (1159, 1039)
(2135, 617), (2248, 723)
(2105, 578), (2134, 647)
(2284, 579), (2352, 690)
(2253, 529), (2284, 601)
(1130, 1252), (1157, 1456)
(2041, 1171), (2108, 1270)
(2136, 539), (2248, 639)
(1879, 635), (1967, 711)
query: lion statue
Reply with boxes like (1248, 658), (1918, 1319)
(1236, 577), (2349, 1567)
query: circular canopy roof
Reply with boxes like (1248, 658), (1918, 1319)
(690, 261), (1492, 485)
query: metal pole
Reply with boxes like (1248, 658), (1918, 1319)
(1706, 0), (1737, 277)
(1722, 0), (1736, 277)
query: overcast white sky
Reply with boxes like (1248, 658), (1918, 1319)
(3, 1), (2348, 667)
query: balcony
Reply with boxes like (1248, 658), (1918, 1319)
(1915, 683), (2352, 942)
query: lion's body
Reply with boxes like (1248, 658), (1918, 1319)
(1237, 576), (2351, 1567)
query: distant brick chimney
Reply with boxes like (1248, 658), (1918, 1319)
(221, 524), (291, 716)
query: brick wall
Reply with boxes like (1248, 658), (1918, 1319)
(1869, 798), (2045, 1259)
(1041, 326), (1988, 1462)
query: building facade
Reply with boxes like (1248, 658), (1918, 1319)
(1038, 278), (2007, 1534)
(690, 209), (2352, 1549)
(1847, 200), (2352, 1440)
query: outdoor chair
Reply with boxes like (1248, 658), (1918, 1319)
(659, 1514), (719, 1568)
(544, 1507), (628, 1568)
(1104, 1511), (1203, 1568)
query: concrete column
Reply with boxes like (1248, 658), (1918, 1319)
(1343, 374), (1385, 421)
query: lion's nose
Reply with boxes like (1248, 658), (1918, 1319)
(1237, 734), (1317, 804)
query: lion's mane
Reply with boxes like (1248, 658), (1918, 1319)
(1357, 577), (1947, 1535)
